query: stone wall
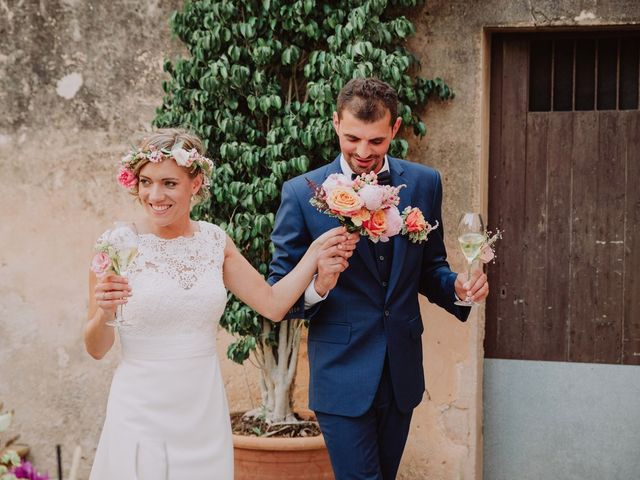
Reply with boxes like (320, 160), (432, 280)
(1, 1), (637, 479)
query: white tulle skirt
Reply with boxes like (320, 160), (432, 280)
(90, 334), (233, 480)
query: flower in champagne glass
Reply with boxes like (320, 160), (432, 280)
(478, 229), (503, 264)
(91, 252), (112, 278)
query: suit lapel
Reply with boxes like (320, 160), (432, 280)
(386, 158), (410, 301)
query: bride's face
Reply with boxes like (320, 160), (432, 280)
(137, 159), (202, 228)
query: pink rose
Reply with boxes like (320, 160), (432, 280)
(358, 184), (385, 211)
(117, 166), (138, 189)
(322, 173), (354, 193)
(479, 245), (494, 263)
(383, 207), (403, 239)
(91, 252), (112, 277)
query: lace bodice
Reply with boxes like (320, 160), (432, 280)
(99, 221), (227, 339)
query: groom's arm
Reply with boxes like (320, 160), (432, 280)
(268, 180), (313, 319)
(418, 170), (470, 322)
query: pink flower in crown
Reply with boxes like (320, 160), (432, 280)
(383, 206), (403, 238)
(322, 173), (354, 194)
(91, 252), (112, 278)
(117, 165), (138, 189)
(148, 149), (163, 162)
(358, 184), (385, 211)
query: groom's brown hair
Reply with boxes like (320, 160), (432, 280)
(336, 77), (398, 125)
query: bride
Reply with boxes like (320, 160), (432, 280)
(85, 129), (356, 479)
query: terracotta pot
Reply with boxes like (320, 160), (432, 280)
(233, 432), (334, 480)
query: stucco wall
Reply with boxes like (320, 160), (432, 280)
(0, 2), (261, 477)
(1, 1), (637, 479)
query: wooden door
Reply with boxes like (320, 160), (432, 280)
(486, 32), (640, 365)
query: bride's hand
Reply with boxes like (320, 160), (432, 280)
(311, 228), (360, 294)
(312, 227), (352, 255)
(94, 273), (131, 318)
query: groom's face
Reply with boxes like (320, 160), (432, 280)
(333, 108), (402, 175)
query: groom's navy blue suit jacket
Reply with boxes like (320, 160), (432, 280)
(268, 156), (469, 417)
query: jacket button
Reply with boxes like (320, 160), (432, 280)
(384, 310), (390, 316)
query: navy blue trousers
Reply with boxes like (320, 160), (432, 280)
(315, 357), (413, 480)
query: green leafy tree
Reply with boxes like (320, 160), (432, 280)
(154, 0), (453, 424)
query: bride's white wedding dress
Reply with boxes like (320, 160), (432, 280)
(90, 221), (233, 480)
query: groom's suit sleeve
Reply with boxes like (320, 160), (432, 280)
(418, 169), (471, 322)
(268, 180), (312, 319)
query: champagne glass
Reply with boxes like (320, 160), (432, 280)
(135, 439), (169, 480)
(105, 222), (139, 327)
(454, 212), (485, 307)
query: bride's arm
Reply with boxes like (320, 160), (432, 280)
(223, 227), (354, 322)
(84, 272), (129, 359)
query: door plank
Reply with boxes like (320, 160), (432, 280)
(495, 39), (529, 358)
(592, 112), (625, 363)
(623, 112), (640, 365)
(522, 112), (549, 359)
(544, 113), (573, 360)
(569, 112), (599, 362)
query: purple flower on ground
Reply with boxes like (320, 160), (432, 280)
(12, 461), (50, 480)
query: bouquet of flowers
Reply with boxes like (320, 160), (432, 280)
(91, 225), (139, 278)
(308, 171), (438, 244)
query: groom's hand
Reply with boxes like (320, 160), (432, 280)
(455, 269), (489, 304)
(315, 232), (360, 296)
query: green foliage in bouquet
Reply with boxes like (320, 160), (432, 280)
(154, 0), (453, 423)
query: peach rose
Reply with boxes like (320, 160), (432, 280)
(363, 209), (387, 239)
(405, 208), (427, 233)
(91, 252), (112, 277)
(326, 187), (363, 216)
(351, 208), (371, 226)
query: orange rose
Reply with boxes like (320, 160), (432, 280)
(363, 209), (387, 238)
(351, 208), (371, 226)
(326, 187), (363, 216)
(405, 208), (427, 232)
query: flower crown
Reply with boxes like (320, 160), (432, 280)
(117, 143), (214, 190)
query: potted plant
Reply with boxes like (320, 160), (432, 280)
(154, 0), (452, 477)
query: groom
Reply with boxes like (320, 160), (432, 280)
(269, 77), (488, 479)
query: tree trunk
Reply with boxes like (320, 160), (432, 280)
(256, 318), (303, 423)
